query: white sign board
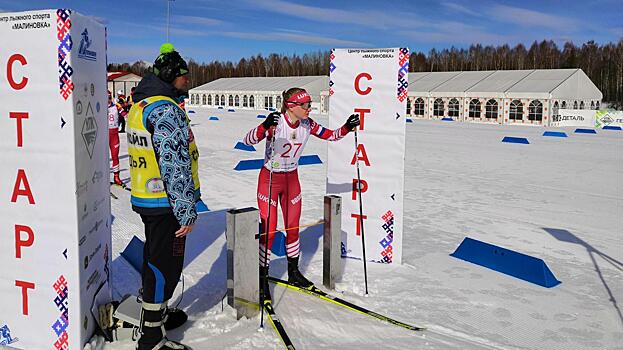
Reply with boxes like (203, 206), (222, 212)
(327, 48), (408, 264)
(551, 109), (596, 127)
(0, 9), (111, 350)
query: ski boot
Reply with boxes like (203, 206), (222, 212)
(163, 307), (187, 331)
(113, 172), (125, 188)
(259, 266), (271, 303)
(287, 257), (313, 288)
(136, 301), (191, 350)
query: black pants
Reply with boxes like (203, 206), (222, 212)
(118, 115), (126, 132)
(140, 213), (186, 304)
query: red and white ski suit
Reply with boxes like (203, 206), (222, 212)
(244, 113), (350, 266)
(108, 102), (127, 173)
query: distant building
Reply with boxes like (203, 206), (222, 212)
(188, 76), (330, 113)
(107, 71), (142, 97)
(188, 69), (602, 126)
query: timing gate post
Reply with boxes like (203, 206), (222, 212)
(226, 207), (259, 319)
(323, 195), (342, 290)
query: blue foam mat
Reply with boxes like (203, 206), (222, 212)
(502, 136), (530, 144)
(575, 128), (597, 134)
(450, 237), (561, 288)
(209, 116), (219, 120)
(234, 142), (256, 152)
(234, 155), (322, 171)
(227, 109), (235, 112)
(441, 117), (454, 121)
(406, 118), (413, 123)
(188, 110), (195, 114)
(543, 131), (567, 138)
(603, 125), (622, 130)
(120, 236), (144, 273)
(257, 114), (267, 119)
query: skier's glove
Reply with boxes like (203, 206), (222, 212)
(262, 112), (280, 129)
(345, 113), (361, 131)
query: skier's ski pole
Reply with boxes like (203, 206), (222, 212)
(260, 126), (276, 328)
(354, 128), (369, 296)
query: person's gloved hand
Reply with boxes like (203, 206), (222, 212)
(345, 113), (361, 131)
(262, 112), (280, 129)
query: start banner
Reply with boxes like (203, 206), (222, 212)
(0, 9), (111, 350)
(326, 48), (408, 264)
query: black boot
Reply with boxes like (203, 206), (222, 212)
(259, 266), (271, 303)
(137, 302), (191, 350)
(163, 307), (188, 331)
(287, 257), (313, 288)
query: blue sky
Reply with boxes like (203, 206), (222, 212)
(2, 0), (622, 64)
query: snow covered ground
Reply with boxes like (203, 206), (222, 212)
(104, 107), (623, 350)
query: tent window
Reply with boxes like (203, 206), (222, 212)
(207, 94), (212, 105)
(485, 99), (498, 119)
(276, 96), (282, 108)
(229, 95), (234, 106)
(235, 95), (240, 107)
(448, 98), (459, 118)
(561, 101), (567, 109)
(414, 98), (425, 116)
(220, 95), (225, 106)
(243, 95), (248, 107)
(573, 101), (578, 109)
(202, 94), (207, 105)
(579, 101), (584, 110)
(469, 99), (481, 119)
(406, 98), (411, 115)
(553, 101), (559, 117)
(596, 101), (600, 110)
(433, 98), (444, 117)
(528, 100), (543, 121)
(509, 100), (523, 120)
(250, 95), (255, 108)
(590, 101), (595, 110)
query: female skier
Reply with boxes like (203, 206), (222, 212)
(243, 87), (360, 301)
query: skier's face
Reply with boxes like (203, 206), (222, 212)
(289, 101), (312, 120)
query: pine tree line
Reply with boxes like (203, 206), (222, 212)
(108, 40), (623, 108)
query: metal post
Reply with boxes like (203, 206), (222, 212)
(323, 195), (342, 290)
(226, 207), (259, 320)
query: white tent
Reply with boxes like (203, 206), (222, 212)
(189, 76), (329, 113)
(189, 69), (602, 125)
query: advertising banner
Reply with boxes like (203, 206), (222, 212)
(595, 110), (623, 128)
(551, 109), (596, 127)
(327, 48), (408, 264)
(0, 9), (111, 350)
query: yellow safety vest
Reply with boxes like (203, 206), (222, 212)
(127, 95), (200, 208)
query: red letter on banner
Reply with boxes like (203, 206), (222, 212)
(11, 169), (35, 204)
(15, 280), (35, 315)
(10, 112), (29, 148)
(351, 213), (367, 236)
(353, 108), (370, 131)
(15, 224), (35, 259)
(351, 144), (370, 166)
(7, 54), (28, 90)
(354, 73), (372, 95)
(352, 179), (368, 200)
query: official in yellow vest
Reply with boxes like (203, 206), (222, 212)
(127, 43), (197, 350)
